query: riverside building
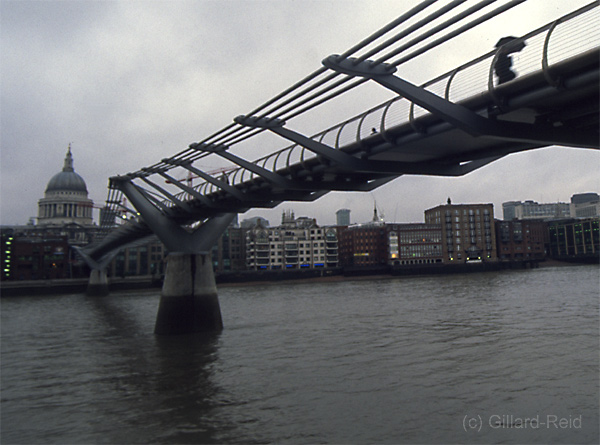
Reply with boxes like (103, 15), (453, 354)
(338, 221), (388, 268)
(388, 224), (443, 266)
(547, 217), (599, 261)
(424, 203), (498, 263)
(495, 219), (547, 262)
(245, 211), (338, 270)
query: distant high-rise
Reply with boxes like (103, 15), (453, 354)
(571, 192), (599, 204)
(502, 200), (570, 220)
(336, 209), (350, 226)
(570, 192), (600, 218)
(502, 201), (520, 221)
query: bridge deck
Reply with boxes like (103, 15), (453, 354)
(86, 2), (599, 260)
(171, 47), (598, 221)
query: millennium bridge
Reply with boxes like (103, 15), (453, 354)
(79, 1), (599, 334)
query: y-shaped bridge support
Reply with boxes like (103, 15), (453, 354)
(113, 177), (235, 335)
(75, 247), (119, 297)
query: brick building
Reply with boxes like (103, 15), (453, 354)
(1, 230), (70, 280)
(338, 222), (388, 268)
(424, 203), (497, 263)
(495, 219), (547, 261)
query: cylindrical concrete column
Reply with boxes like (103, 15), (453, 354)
(87, 268), (109, 296)
(154, 253), (223, 335)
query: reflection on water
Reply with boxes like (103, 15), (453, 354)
(1, 265), (598, 444)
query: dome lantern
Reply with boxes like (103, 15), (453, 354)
(45, 144), (88, 194)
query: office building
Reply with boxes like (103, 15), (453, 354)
(547, 217), (599, 260)
(502, 200), (570, 220)
(338, 221), (388, 268)
(389, 224), (443, 266)
(570, 193), (600, 218)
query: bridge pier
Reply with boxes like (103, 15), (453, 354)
(155, 252), (223, 335)
(104, 179), (235, 334)
(74, 247), (116, 297)
(86, 268), (109, 297)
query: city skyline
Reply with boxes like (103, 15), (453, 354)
(2, 0), (598, 227)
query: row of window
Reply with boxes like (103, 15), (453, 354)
(399, 245), (441, 258)
(248, 256), (330, 264)
(248, 249), (329, 257)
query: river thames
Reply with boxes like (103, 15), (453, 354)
(1, 265), (598, 444)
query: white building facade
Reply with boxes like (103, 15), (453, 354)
(246, 211), (338, 270)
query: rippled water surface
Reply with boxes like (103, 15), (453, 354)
(2, 265), (599, 444)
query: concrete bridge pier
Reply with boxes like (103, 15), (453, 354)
(155, 252), (222, 335)
(110, 178), (236, 334)
(74, 246), (116, 297)
(87, 268), (110, 296)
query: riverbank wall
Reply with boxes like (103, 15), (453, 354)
(3, 258), (591, 296)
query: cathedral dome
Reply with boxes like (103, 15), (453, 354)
(38, 145), (94, 227)
(45, 147), (88, 193)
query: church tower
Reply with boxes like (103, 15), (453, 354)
(37, 145), (94, 226)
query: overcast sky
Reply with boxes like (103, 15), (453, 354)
(1, 0), (598, 228)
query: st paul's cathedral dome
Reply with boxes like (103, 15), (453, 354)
(38, 146), (94, 227)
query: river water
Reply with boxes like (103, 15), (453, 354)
(1, 265), (598, 444)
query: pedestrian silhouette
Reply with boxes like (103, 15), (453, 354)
(494, 36), (526, 85)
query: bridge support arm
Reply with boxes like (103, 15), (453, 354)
(163, 159), (247, 201)
(112, 176), (235, 253)
(234, 115), (370, 171)
(74, 246), (120, 296)
(190, 143), (310, 190)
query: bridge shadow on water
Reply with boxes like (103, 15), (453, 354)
(85, 293), (231, 444)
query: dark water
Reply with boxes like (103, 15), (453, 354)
(1, 265), (599, 444)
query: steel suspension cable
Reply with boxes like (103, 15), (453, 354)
(127, 0), (447, 175)
(248, 1), (466, 124)
(276, 0), (529, 123)
(126, 1), (530, 193)
(238, 0), (499, 127)
(190, 1), (444, 151)
(223, 1), (476, 144)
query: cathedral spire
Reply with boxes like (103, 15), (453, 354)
(63, 143), (74, 172)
